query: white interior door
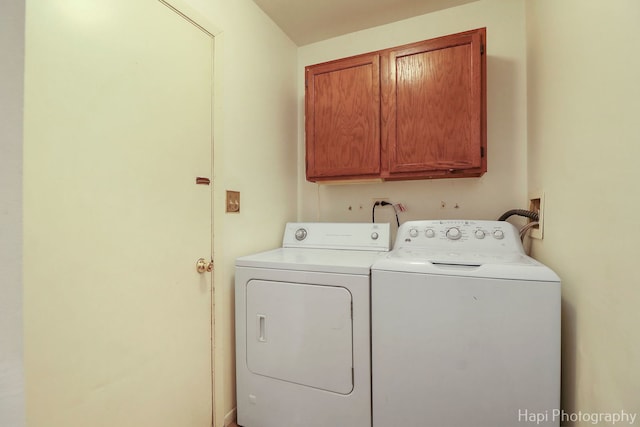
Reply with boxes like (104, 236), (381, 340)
(23, 1), (214, 426)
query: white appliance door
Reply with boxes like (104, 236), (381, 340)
(246, 280), (354, 394)
(372, 270), (560, 427)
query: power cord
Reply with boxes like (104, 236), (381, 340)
(372, 201), (400, 227)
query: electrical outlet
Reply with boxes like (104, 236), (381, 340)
(528, 191), (544, 239)
(372, 197), (390, 206)
(226, 190), (240, 213)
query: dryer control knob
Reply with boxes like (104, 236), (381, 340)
(475, 230), (486, 239)
(425, 229), (436, 238)
(371, 232), (379, 240)
(446, 227), (462, 240)
(295, 228), (308, 241)
(493, 229), (505, 240)
(409, 229), (419, 238)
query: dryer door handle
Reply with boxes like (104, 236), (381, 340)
(257, 314), (267, 342)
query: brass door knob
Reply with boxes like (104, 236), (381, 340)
(196, 258), (213, 273)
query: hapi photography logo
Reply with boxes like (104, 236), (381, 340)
(519, 409), (638, 425)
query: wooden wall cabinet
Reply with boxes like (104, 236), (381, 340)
(305, 53), (381, 180)
(305, 28), (486, 183)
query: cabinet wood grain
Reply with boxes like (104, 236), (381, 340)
(305, 28), (486, 182)
(305, 54), (380, 180)
(382, 29), (485, 179)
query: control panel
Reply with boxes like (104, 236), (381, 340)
(394, 220), (523, 253)
(282, 222), (390, 251)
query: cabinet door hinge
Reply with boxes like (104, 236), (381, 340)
(481, 146), (485, 158)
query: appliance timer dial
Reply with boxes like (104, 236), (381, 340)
(295, 228), (308, 241)
(446, 227), (462, 240)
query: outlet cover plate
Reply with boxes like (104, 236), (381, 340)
(226, 190), (240, 213)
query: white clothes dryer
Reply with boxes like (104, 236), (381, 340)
(371, 220), (561, 427)
(235, 222), (390, 427)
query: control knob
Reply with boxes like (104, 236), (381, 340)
(475, 230), (486, 239)
(409, 229), (419, 238)
(493, 229), (505, 240)
(425, 229), (436, 238)
(295, 228), (308, 241)
(446, 227), (462, 240)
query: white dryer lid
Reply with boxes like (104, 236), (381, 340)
(236, 247), (387, 275)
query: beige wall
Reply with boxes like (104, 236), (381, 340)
(526, 0), (640, 423)
(180, 1), (298, 425)
(0, 1), (25, 426)
(297, 0), (529, 238)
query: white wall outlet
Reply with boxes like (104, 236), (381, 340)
(528, 191), (544, 239)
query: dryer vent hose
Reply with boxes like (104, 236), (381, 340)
(498, 209), (539, 222)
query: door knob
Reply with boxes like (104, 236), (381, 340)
(196, 258), (213, 273)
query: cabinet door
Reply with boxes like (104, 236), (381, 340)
(305, 54), (380, 181)
(382, 28), (486, 178)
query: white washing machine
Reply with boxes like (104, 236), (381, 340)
(371, 220), (560, 427)
(235, 222), (390, 427)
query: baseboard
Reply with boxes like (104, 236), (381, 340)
(224, 407), (237, 427)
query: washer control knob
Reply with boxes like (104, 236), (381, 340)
(493, 229), (505, 240)
(475, 230), (486, 239)
(425, 229), (436, 238)
(446, 227), (462, 240)
(409, 229), (419, 238)
(294, 228), (308, 241)
(371, 232), (379, 240)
